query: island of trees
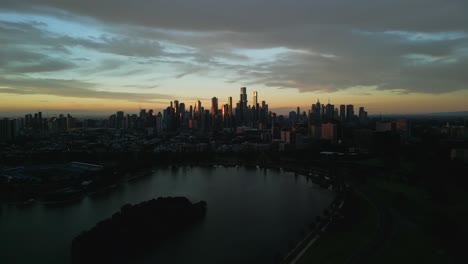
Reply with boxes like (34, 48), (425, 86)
(71, 197), (207, 264)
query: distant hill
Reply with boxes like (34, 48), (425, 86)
(422, 111), (468, 117)
(371, 111), (468, 118)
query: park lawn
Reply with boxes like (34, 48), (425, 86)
(364, 177), (455, 264)
(297, 190), (378, 264)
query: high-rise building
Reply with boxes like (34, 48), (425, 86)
(314, 99), (321, 122)
(116, 111), (124, 129)
(223, 104), (230, 127)
(179, 103), (185, 119)
(376, 121), (393, 132)
(174, 100), (179, 117)
(325, 102), (334, 121)
(322, 123), (337, 142)
(253, 91), (258, 107)
(228, 97), (233, 116)
(346, 105), (354, 121)
(0, 118), (16, 142)
(240, 87), (248, 106)
(359, 107), (367, 124)
(238, 87), (248, 125)
(211, 97), (218, 116)
(156, 112), (163, 136)
(140, 109), (147, 119)
(340, 105), (346, 121)
(222, 104), (229, 117)
(195, 100), (202, 116)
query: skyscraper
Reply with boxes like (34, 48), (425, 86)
(325, 101), (334, 122)
(174, 100), (179, 117)
(196, 100), (202, 115)
(253, 91), (258, 107)
(315, 99), (321, 121)
(211, 97), (218, 116)
(228, 97), (233, 116)
(0, 118), (16, 142)
(240, 87), (248, 106)
(340, 105), (346, 122)
(346, 105), (354, 121)
(179, 103), (185, 119)
(238, 87), (248, 125)
(359, 107), (367, 124)
(116, 111), (124, 129)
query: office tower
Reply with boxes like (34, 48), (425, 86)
(315, 99), (321, 113)
(322, 123), (337, 142)
(238, 87), (248, 125)
(223, 104), (229, 127)
(116, 111), (124, 129)
(346, 105), (354, 121)
(66, 114), (73, 130)
(240, 87), (248, 106)
(228, 97), (233, 116)
(289, 111), (297, 126)
(35, 111), (43, 130)
(58, 114), (67, 130)
(25, 114), (32, 129)
(124, 114), (129, 129)
(326, 101), (334, 121)
(253, 91), (258, 107)
(174, 100), (179, 117)
(223, 104), (229, 117)
(340, 105), (346, 121)
(195, 100), (202, 117)
(359, 107), (367, 124)
(179, 103), (185, 119)
(140, 109), (147, 119)
(0, 118), (16, 142)
(156, 112), (163, 136)
(313, 99), (321, 122)
(211, 97), (218, 116)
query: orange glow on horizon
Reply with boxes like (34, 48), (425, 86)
(1, 88), (467, 116)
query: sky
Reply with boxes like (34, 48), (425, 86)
(1, 0), (467, 117)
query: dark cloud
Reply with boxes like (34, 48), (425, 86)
(0, 77), (173, 102)
(1, 0), (468, 96)
(4, 0), (468, 32)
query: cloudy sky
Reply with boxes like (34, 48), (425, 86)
(1, 0), (467, 116)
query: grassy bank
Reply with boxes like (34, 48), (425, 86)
(298, 155), (466, 264)
(297, 189), (378, 264)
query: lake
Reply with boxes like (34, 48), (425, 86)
(0, 166), (335, 264)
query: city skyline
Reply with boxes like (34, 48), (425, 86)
(1, 86), (374, 119)
(1, 1), (468, 115)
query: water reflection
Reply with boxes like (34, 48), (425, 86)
(1, 166), (334, 264)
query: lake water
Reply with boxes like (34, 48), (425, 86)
(0, 166), (335, 264)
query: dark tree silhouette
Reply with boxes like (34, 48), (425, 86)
(71, 197), (206, 264)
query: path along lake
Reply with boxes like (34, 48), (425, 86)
(0, 166), (335, 264)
